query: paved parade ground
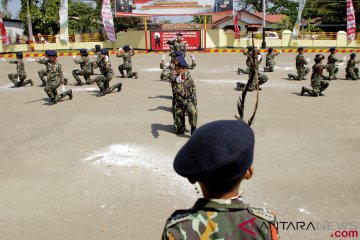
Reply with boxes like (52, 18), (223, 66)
(0, 52), (359, 239)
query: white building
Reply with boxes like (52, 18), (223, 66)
(3, 18), (24, 42)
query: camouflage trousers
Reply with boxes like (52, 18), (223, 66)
(345, 67), (359, 80)
(118, 63), (137, 78)
(174, 99), (197, 134)
(264, 62), (275, 72)
(38, 69), (47, 86)
(94, 76), (122, 96)
(248, 73), (268, 91)
(302, 80), (329, 97)
(44, 80), (71, 102)
(326, 65), (339, 80)
(288, 67), (310, 80)
(72, 69), (92, 85)
(8, 73), (32, 87)
(238, 66), (250, 74)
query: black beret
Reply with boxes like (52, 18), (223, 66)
(123, 45), (130, 50)
(247, 46), (253, 50)
(298, 47), (304, 51)
(268, 47), (273, 52)
(314, 54), (324, 62)
(80, 49), (87, 53)
(100, 49), (109, 55)
(95, 45), (101, 49)
(176, 56), (188, 67)
(45, 50), (51, 56)
(350, 53), (356, 58)
(16, 52), (23, 57)
(174, 120), (254, 182)
(47, 50), (57, 57)
(329, 47), (336, 52)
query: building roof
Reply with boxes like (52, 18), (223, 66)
(253, 12), (286, 23)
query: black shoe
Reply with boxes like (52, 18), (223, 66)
(301, 86), (306, 96)
(117, 83), (122, 92)
(76, 82), (83, 86)
(191, 127), (196, 135)
(63, 78), (68, 85)
(120, 75), (125, 78)
(133, 72), (138, 79)
(97, 92), (106, 97)
(319, 93), (325, 96)
(237, 68), (241, 75)
(68, 89), (73, 100)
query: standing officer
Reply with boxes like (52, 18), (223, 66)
(8, 52), (33, 87)
(168, 56), (197, 135)
(94, 49), (122, 97)
(345, 53), (360, 80)
(301, 54), (329, 97)
(263, 47), (281, 72)
(167, 33), (187, 58)
(162, 120), (279, 240)
(288, 47), (310, 80)
(116, 45), (138, 79)
(43, 50), (73, 104)
(326, 47), (344, 80)
(72, 49), (93, 85)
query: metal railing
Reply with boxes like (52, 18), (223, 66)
(296, 32), (337, 40)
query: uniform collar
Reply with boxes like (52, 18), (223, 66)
(192, 196), (248, 211)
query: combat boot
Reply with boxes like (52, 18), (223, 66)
(63, 78), (68, 85)
(300, 86), (307, 96)
(237, 68), (241, 75)
(119, 69), (125, 78)
(40, 79), (46, 87)
(116, 83), (122, 92)
(236, 82), (245, 91)
(133, 72), (138, 79)
(67, 89), (73, 100)
(23, 79), (33, 86)
(97, 91), (106, 97)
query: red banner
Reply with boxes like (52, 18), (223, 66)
(347, 0), (356, 40)
(150, 31), (201, 52)
(0, 17), (10, 45)
(234, 14), (240, 39)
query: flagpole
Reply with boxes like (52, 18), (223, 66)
(144, 17), (148, 53)
(26, 0), (34, 43)
(204, 15), (207, 51)
(261, 0), (266, 49)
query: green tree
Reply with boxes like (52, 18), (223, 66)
(114, 17), (141, 31)
(160, 19), (172, 24)
(19, 0), (44, 35)
(69, 1), (100, 34)
(190, 15), (212, 24)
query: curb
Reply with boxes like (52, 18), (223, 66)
(1, 49), (359, 58)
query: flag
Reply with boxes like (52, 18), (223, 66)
(347, 0), (356, 40)
(234, 13), (240, 39)
(59, 0), (69, 42)
(101, 0), (117, 42)
(292, 0), (306, 40)
(0, 17), (10, 45)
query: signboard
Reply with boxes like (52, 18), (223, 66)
(150, 30), (201, 52)
(101, 0), (117, 41)
(115, 0), (233, 16)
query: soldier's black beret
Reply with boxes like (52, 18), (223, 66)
(95, 45), (101, 49)
(80, 49), (87, 53)
(350, 53), (356, 58)
(268, 47), (273, 52)
(174, 120), (254, 182)
(100, 49), (109, 55)
(16, 52), (23, 57)
(247, 46), (253, 50)
(123, 45), (130, 50)
(45, 50), (51, 56)
(314, 54), (325, 62)
(47, 50), (57, 57)
(177, 56), (188, 67)
(298, 47), (304, 51)
(329, 47), (336, 52)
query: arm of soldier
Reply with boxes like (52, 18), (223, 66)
(58, 63), (65, 83)
(8, 60), (18, 64)
(167, 39), (176, 46)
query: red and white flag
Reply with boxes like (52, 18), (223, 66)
(101, 0), (117, 42)
(0, 17), (10, 45)
(234, 13), (240, 39)
(347, 0), (356, 40)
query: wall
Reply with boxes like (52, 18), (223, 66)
(4, 20), (24, 42)
(1, 30), (359, 54)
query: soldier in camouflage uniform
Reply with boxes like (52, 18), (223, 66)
(162, 120), (279, 240)
(237, 49), (268, 91)
(345, 53), (360, 80)
(160, 51), (196, 80)
(301, 54), (329, 97)
(43, 50), (73, 104)
(263, 47), (281, 72)
(8, 52), (33, 87)
(166, 56), (197, 135)
(167, 32), (187, 58)
(72, 49), (93, 85)
(91, 44), (102, 74)
(238, 46), (252, 75)
(116, 45), (138, 79)
(94, 49), (122, 97)
(288, 47), (310, 80)
(326, 47), (344, 80)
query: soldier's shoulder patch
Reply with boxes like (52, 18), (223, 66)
(166, 209), (194, 228)
(247, 207), (276, 224)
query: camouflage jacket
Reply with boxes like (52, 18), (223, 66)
(10, 59), (26, 77)
(162, 197), (278, 240)
(98, 58), (114, 79)
(327, 54), (342, 66)
(346, 59), (360, 70)
(74, 56), (92, 72)
(311, 63), (326, 87)
(243, 51), (251, 66)
(166, 71), (196, 104)
(116, 50), (135, 67)
(296, 53), (307, 68)
(48, 61), (64, 84)
(38, 58), (50, 66)
(160, 60), (196, 71)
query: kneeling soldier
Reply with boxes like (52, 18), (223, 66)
(8, 52), (33, 87)
(345, 53), (360, 80)
(72, 49), (93, 85)
(116, 45), (138, 79)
